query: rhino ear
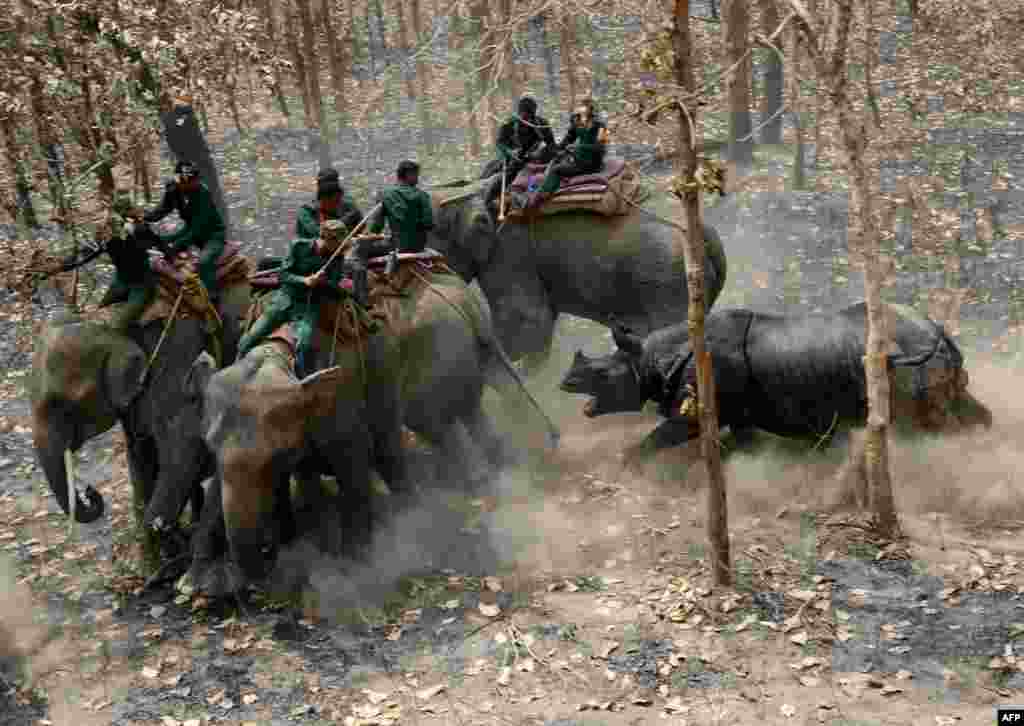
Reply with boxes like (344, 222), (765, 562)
(612, 325), (644, 358)
(573, 350), (589, 364)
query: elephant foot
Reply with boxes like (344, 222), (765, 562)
(142, 553), (191, 592)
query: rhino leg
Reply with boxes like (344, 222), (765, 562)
(624, 417), (702, 469)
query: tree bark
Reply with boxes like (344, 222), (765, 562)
(671, 0), (731, 587)
(161, 104), (230, 230)
(394, 0), (418, 103)
(285, 0), (315, 124)
(409, 0), (435, 151)
(297, 0), (332, 168)
(453, 11), (481, 156)
(471, 0), (493, 147)
(722, 0), (753, 173)
(795, 0), (898, 535)
(758, 0), (784, 144)
(786, 20), (807, 188)
(321, 0), (348, 119)
(261, 0), (291, 117)
(0, 117), (38, 228)
(559, 13), (578, 107)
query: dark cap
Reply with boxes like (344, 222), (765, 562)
(396, 160), (420, 180)
(517, 96), (537, 117)
(317, 176), (343, 199)
(174, 160), (199, 178)
(317, 167), (340, 183)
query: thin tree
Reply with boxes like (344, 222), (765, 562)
(261, 0), (292, 117)
(758, 0), (785, 144)
(722, 0), (754, 174)
(321, 0), (348, 120)
(297, 0), (332, 168)
(787, 0), (899, 536)
(670, 0), (732, 586)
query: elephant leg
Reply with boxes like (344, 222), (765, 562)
(484, 271), (557, 367)
(125, 431), (161, 575)
(189, 474), (230, 596)
(274, 472), (299, 547)
(143, 436), (209, 536)
(624, 418), (703, 469)
(322, 436), (374, 558)
(462, 402), (511, 478)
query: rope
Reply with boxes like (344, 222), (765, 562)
(140, 283), (185, 386)
(347, 299), (367, 400)
(330, 298), (343, 366)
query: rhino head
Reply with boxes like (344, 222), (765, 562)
(560, 323), (649, 417)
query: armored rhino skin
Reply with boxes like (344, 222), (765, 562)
(560, 302), (993, 462)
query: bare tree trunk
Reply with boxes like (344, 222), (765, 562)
(409, 0), (435, 151)
(863, 0), (882, 128)
(321, 0), (348, 119)
(0, 117), (38, 228)
(722, 0), (753, 174)
(758, 0), (784, 144)
(559, 13), (578, 107)
(671, 0), (731, 587)
(454, 12), (481, 156)
(502, 0), (523, 104)
(28, 78), (67, 223)
(471, 0), (493, 147)
(261, 0), (291, 117)
(394, 0), (418, 103)
(796, 0), (898, 534)
(297, 0), (332, 167)
(786, 20), (807, 188)
(285, 0), (315, 124)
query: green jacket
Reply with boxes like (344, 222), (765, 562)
(146, 181), (226, 254)
(278, 239), (346, 306)
(496, 114), (555, 164)
(557, 119), (607, 171)
(295, 196), (364, 239)
(368, 184), (434, 253)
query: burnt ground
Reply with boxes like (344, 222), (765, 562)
(5, 50), (1024, 723)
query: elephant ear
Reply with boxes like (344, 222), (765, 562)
(184, 351), (218, 399)
(103, 346), (147, 411)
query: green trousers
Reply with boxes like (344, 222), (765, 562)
(103, 271), (156, 331)
(237, 290), (319, 368)
(196, 235), (226, 298)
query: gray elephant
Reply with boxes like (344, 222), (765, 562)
(193, 266), (558, 591)
(29, 247), (253, 573)
(426, 179), (728, 368)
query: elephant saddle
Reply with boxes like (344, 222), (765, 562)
(139, 241), (253, 326)
(503, 157), (643, 219)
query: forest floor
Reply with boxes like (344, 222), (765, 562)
(4, 105), (1024, 725)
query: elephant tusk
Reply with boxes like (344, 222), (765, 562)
(64, 449), (76, 534)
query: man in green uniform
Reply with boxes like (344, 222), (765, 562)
(237, 220), (351, 377)
(485, 96), (556, 214)
(98, 193), (162, 330)
(365, 160), (434, 254)
(135, 160), (227, 301)
(529, 97), (609, 209)
(295, 168), (364, 239)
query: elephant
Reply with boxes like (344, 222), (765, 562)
(193, 267), (558, 591)
(426, 179), (728, 369)
(559, 301), (994, 467)
(29, 233), (253, 572)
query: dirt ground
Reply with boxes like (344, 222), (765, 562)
(3, 347), (1024, 726)
(4, 111), (1024, 724)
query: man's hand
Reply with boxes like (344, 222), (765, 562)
(304, 269), (326, 287)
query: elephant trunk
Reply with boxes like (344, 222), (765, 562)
(32, 419), (104, 523)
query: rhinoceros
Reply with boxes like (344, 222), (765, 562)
(559, 302), (993, 465)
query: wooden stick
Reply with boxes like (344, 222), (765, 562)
(317, 202), (384, 273)
(498, 159), (507, 222)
